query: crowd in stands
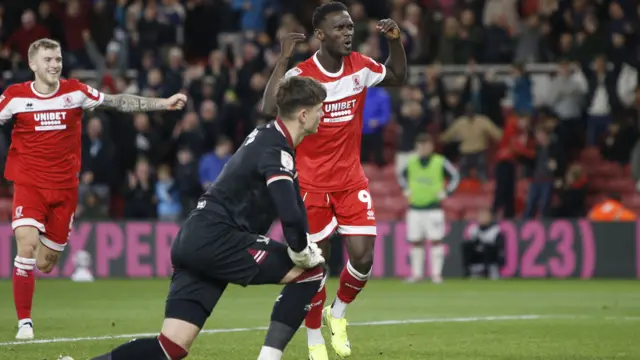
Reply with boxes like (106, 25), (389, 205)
(0, 0), (640, 221)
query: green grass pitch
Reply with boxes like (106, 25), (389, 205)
(0, 278), (639, 359)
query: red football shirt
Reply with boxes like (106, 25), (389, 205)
(285, 52), (386, 192)
(0, 79), (104, 189)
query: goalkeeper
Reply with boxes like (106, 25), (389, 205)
(90, 76), (328, 360)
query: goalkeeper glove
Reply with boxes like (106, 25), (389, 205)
(288, 242), (325, 268)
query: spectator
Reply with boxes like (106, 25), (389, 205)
(523, 127), (562, 218)
(60, 0), (90, 68)
(547, 60), (585, 151)
(130, 113), (161, 166)
(164, 47), (186, 97)
(483, 0), (518, 33)
(440, 103), (502, 182)
(463, 63), (506, 126)
(506, 63), (533, 114)
(574, 15), (606, 65)
(361, 86), (391, 167)
(155, 164), (181, 221)
(349, 2), (369, 50)
(482, 14), (513, 64)
(437, 17), (459, 64)
(6, 10), (50, 63)
(395, 99), (428, 182)
(175, 148), (202, 218)
(575, 55), (622, 146)
(199, 137), (233, 189)
(234, 0), (268, 33)
(89, 0), (116, 54)
(199, 100), (222, 150)
(173, 111), (206, 158)
(80, 117), (113, 208)
(37, 1), (65, 50)
(493, 113), (535, 218)
(82, 30), (129, 92)
(514, 15), (544, 64)
(137, 4), (167, 54)
(76, 191), (108, 220)
(550, 164), (587, 218)
(124, 157), (156, 219)
(457, 9), (483, 64)
(556, 33), (578, 62)
(434, 65), (467, 127)
(599, 121), (637, 165)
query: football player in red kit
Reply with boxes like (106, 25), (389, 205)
(262, 2), (407, 358)
(0, 38), (186, 340)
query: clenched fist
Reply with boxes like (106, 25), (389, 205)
(377, 19), (401, 40)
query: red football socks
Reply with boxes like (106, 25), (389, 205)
(332, 261), (370, 318)
(304, 284), (326, 330)
(13, 256), (36, 322)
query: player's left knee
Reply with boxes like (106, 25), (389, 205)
(36, 248), (61, 273)
(36, 259), (56, 273)
(292, 265), (325, 286)
(345, 235), (375, 273)
(348, 250), (373, 274)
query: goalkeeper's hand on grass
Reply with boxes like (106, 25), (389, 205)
(288, 242), (325, 269)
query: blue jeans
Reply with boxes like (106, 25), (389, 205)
(587, 115), (611, 146)
(524, 181), (554, 218)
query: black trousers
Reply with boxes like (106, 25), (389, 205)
(492, 160), (516, 218)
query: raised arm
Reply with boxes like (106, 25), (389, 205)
(376, 19), (407, 87)
(99, 93), (187, 113)
(261, 33), (306, 117)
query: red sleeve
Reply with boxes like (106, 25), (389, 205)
(351, 52), (386, 87)
(0, 87), (15, 124)
(73, 80), (105, 110)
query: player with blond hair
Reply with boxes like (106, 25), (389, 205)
(0, 38), (187, 340)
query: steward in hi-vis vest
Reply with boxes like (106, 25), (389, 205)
(400, 134), (459, 284)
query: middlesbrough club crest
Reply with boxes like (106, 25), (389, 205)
(352, 74), (363, 92)
(63, 95), (73, 108)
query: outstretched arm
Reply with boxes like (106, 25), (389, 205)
(377, 19), (407, 86)
(262, 33), (306, 117)
(98, 93), (187, 112)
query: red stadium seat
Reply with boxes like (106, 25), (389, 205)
(622, 194), (640, 208)
(380, 164), (397, 181)
(362, 164), (382, 180)
(586, 162), (624, 178)
(369, 181), (395, 197)
(481, 180), (496, 193)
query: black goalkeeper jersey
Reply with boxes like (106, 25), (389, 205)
(199, 119), (308, 237)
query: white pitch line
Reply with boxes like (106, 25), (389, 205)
(0, 315), (552, 347)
